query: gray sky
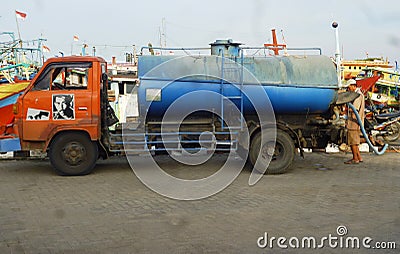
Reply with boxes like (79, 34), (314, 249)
(2, 0), (400, 65)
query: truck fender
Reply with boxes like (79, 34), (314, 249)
(46, 129), (94, 151)
(238, 120), (259, 149)
(97, 140), (109, 159)
(276, 122), (304, 158)
(244, 121), (303, 158)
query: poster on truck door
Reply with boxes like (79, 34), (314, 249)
(26, 108), (50, 120)
(52, 94), (75, 120)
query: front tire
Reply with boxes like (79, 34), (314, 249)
(249, 129), (295, 174)
(49, 132), (98, 176)
(383, 122), (400, 142)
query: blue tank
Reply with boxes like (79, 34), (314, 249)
(137, 43), (338, 120)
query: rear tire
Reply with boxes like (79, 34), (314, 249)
(249, 129), (295, 174)
(49, 132), (98, 176)
(236, 145), (248, 161)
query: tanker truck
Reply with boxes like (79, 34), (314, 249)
(0, 40), (350, 176)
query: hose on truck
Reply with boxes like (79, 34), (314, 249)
(347, 102), (388, 155)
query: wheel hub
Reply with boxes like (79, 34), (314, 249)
(261, 142), (275, 159)
(261, 142), (285, 162)
(62, 142), (86, 165)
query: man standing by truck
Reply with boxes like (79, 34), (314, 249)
(344, 79), (365, 164)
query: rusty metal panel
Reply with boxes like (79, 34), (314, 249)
(139, 55), (337, 88)
(248, 55), (337, 87)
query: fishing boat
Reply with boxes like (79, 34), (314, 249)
(340, 56), (399, 109)
(0, 82), (30, 127)
(363, 66), (400, 108)
(341, 57), (392, 80)
(0, 31), (45, 82)
(0, 32), (45, 129)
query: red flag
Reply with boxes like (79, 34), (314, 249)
(15, 10), (27, 20)
(42, 45), (50, 52)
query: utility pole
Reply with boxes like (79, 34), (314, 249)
(159, 17), (166, 48)
(332, 21), (342, 87)
(14, 12), (22, 48)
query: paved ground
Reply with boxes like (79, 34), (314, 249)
(0, 151), (399, 254)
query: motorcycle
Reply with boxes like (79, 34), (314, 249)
(365, 110), (400, 143)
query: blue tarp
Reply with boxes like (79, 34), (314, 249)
(0, 138), (21, 153)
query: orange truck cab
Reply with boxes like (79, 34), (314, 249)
(2, 56), (114, 175)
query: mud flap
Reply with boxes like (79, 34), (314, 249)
(106, 104), (119, 127)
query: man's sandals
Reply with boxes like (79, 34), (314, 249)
(344, 159), (359, 164)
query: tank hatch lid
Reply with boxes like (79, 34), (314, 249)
(209, 39), (242, 46)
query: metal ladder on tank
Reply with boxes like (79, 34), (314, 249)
(218, 50), (244, 151)
(220, 50), (244, 132)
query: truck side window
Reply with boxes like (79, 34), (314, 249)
(31, 62), (91, 91)
(31, 68), (51, 91)
(51, 67), (66, 90)
(51, 66), (89, 90)
(67, 67), (88, 89)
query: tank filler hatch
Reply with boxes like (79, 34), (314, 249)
(210, 39), (242, 58)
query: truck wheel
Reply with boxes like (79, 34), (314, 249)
(49, 133), (98, 176)
(249, 129), (295, 174)
(236, 145), (248, 161)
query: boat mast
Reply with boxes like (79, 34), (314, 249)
(264, 29), (286, 55)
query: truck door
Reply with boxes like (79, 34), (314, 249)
(22, 62), (93, 141)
